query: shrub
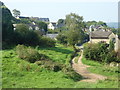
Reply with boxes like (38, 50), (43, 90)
(105, 50), (117, 63)
(56, 33), (67, 45)
(40, 37), (56, 47)
(84, 43), (118, 63)
(62, 66), (82, 81)
(84, 43), (100, 61)
(109, 40), (115, 51)
(14, 24), (40, 46)
(35, 60), (62, 72)
(35, 60), (82, 81)
(16, 44), (46, 63)
(116, 50), (120, 63)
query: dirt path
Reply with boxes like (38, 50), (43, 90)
(72, 50), (107, 82)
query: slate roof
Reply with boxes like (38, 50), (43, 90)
(39, 18), (49, 22)
(45, 34), (58, 39)
(51, 22), (57, 27)
(18, 16), (29, 19)
(90, 30), (112, 39)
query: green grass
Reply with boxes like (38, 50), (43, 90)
(38, 44), (73, 65)
(2, 44), (78, 88)
(82, 57), (119, 88)
(2, 44), (119, 88)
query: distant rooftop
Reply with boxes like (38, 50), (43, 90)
(39, 18), (49, 22)
(18, 16), (29, 19)
(91, 30), (112, 39)
(45, 34), (58, 39)
(51, 22), (57, 27)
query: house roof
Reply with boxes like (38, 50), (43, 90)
(90, 30), (112, 39)
(51, 22), (57, 27)
(39, 18), (49, 22)
(18, 16), (29, 19)
(28, 23), (39, 30)
(45, 34), (58, 39)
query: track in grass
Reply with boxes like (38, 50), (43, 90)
(72, 50), (107, 82)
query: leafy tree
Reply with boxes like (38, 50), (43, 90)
(67, 30), (84, 51)
(57, 19), (65, 24)
(86, 21), (107, 28)
(15, 24), (40, 46)
(1, 2), (14, 44)
(65, 13), (85, 51)
(57, 19), (65, 28)
(65, 13), (84, 30)
(86, 21), (97, 27)
(15, 24), (29, 34)
(12, 9), (20, 17)
(20, 18), (31, 24)
(37, 21), (48, 32)
(97, 21), (107, 27)
(56, 33), (67, 45)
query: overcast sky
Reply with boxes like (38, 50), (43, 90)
(1, 0), (119, 22)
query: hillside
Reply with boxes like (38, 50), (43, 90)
(2, 44), (119, 88)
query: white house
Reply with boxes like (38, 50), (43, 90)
(48, 22), (57, 30)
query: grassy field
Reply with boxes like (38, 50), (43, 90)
(2, 44), (119, 88)
(82, 57), (119, 88)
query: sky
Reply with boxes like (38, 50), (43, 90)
(1, 0), (119, 22)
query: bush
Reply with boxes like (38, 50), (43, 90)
(84, 43), (118, 63)
(105, 50), (117, 63)
(35, 60), (62, 72)
(62, 66), (82, 81)
(56, 33), (67, 45)
(16, 44), (47, 63)
(14, 24), (40, 46)
(40, 37), (56, 47)
(35, 60), (82, 81)
(84, 43), (100, 61)
(116, 50), (120, 63)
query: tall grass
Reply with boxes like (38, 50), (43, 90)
(2, 44), (119, 88)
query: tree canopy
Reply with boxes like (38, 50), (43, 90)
(1, 2), (14, 43)
(64, 13), (85, 51)
(65, 13), (84, 30)
(12, 9), (20, 17)
(36, 21), (48, 32)
(86, 21), (107, 27)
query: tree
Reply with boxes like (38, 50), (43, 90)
(97, 21), (107, 27)
(86, 21), (97, 27)
(67, 30), (84, 51)
(12, 9), (20, 17)
(86, 21), (107, 28)
(65, 13), (85, 51)
(56, 32), (67, 45)
(37, 21), (48, 32)
(15, 24), (40, 46)
(57, 19), (65, 28)
(65, 13), (84, 30)
(1, 2), (14, 44)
